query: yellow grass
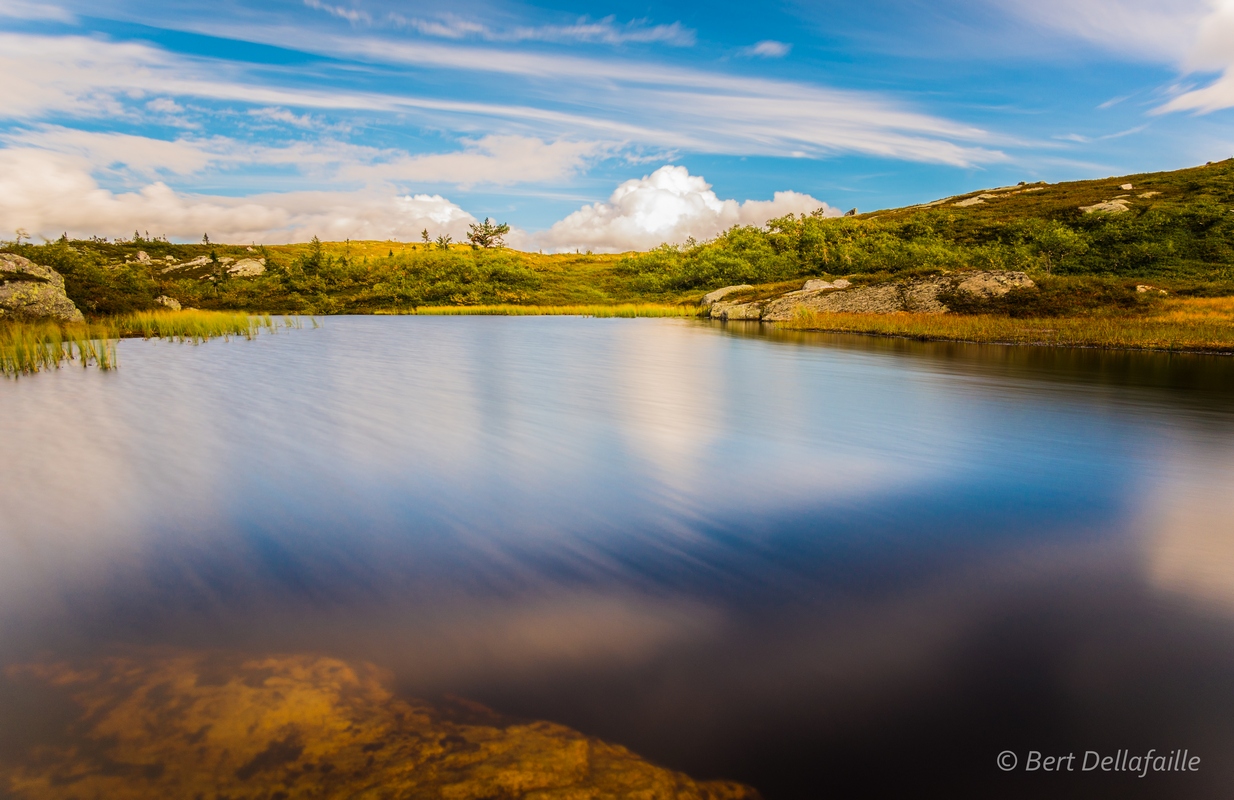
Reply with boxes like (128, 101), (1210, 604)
(777, 297), (1234, 353)
(377, 303), (698, 318)
(1, 310), (305, 376)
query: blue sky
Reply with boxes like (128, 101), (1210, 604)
(0, 0), (1231, 249)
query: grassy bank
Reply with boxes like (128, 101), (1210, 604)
(776, 297), (1234, 353)
(1, 310), (302, 376)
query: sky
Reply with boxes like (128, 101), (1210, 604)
(0, 0), (1231, 250)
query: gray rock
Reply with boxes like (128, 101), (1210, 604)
(1080, 199), (1130, 214)
(0, 253), (85, 323)
(700, 284), (754, 307)
(761, 270), (1035, 321)
(227, 258), (266, 276)
(801, 278), (851, 291)
(154, 295), (182, 311)
(709, 299), (763, 320)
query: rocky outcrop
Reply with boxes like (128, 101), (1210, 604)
(802, 278), (851, 291)
(0, 253), (84, 322)
(1, 652), (759, 800)
(154, 295), (182, 311)
(228, 257), (266, 276)
(708, 271), (1035, 322)
(701, 284), (753, 306)
(1080, 199), (1130, 214)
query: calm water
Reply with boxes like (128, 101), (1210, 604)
(3, 316), (1234, 798)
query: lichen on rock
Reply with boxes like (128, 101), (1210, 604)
(0, 253), (84, 323)
(712, 271), (1036, 322)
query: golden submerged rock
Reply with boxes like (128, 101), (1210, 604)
(1, 653), (757, 800)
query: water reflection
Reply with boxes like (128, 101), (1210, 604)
(1, 317), (1234, 798)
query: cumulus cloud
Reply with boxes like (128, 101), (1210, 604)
(536, 165), (835, 253)
(0, 153), (832, 252)
(0, 149), (475, 243)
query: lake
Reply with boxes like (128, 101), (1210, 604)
(2, 316), (1233, 799)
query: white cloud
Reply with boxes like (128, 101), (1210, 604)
(0, 0), (73, 21)
(3, 127), (605, 191)
(0, 27), (1001, 167)
(740, 40), (792, 58)
(999, 0), (1234, 113)
(536, 165), (836, 253)
(246, 107), (321, 128)
(1158, 0), (1234, 112)
(0, 152), (834, 251)
(997, 0), (1204, 61)
(340, 135), (608, 187)
(0, 149), (475, 243)
(303, 2), (696, 47)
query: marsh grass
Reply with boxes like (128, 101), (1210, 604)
(379, 303), (698, 318)
(1, 310), (306, 376)
(779, 297), (1234, 353)
(0, 320), (117, 376)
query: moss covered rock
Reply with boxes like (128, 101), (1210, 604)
(0, 253), (84, 322)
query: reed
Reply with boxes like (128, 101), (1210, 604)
(0, 320), (116, 376)
(1, 310), (306, 376)
(379, 303), (698, 318)
(778, 298), (1234, 353)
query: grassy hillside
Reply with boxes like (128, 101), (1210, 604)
(4, 159), (1233, 317)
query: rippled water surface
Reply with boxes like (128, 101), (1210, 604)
(3, 316), (1234, 798)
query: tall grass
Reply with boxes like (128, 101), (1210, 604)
(378, 303), (698, 318)
(778, 298), (1234, 353)
(1, 310), (306, 376)
(0, 320), (117, 375)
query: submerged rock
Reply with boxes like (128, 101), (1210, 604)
(0, 652), (759, 800)
(0, 253), (84, 322)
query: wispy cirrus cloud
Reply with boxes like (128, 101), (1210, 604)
(998, 0), (1234, 113)
(303, 1), (695, 46)
(0, 0), (74, 21)
(2, 125), (603, 191)
(0, 30), (1006, 167)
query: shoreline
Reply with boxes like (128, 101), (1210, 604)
(5, 302), (1234, 376)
